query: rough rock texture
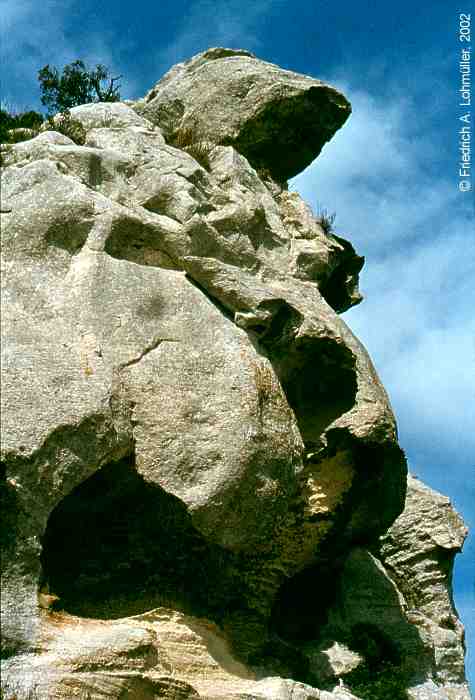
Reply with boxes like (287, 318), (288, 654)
(0, 49), (470, 699)
(381, 477), (471, 700)
(134, 48), (351, 182)
(307, 476), (471, 699)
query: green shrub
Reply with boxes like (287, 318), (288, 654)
(185, 140), (214, 171)
(0, 108), (43, 145)
(345, 660), (408, 700)
(342, 623), (408, 700)
(0, 108), (45, 167)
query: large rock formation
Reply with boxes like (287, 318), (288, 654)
(0, 48), (470, 699)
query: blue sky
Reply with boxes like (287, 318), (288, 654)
(1, 0), (474, 687)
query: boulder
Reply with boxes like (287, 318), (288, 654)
(134, 47), (351, 182)
(381, 476), (470, 695)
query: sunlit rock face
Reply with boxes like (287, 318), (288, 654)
(134, 47), (352, 183)
(0, 48), (469, 700)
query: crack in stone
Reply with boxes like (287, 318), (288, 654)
(117, 336), (180, 372)
(108, 337), (181, 443)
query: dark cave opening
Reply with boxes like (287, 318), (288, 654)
(40, 455), (235, 619)
(269, 561), (340, 644)
(258, 303), (357, 444)
(265, 327), (357, 447)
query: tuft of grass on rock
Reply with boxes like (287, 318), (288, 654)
(316, 205), (336, 235)
(171, 126), (214, 171)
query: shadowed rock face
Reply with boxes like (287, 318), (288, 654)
(0, 49), (469, 700)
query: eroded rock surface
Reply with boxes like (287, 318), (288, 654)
(0, 48), (469, 699)
(381, 477), (471, 699)
(303, 476), (471, 699)
(134, 48), (351, 182)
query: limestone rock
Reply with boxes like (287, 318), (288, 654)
(307, 476), (471, 698)
(406, 680), (472, 700)
(134, 47), (351, 182)
(0, 48), (469, 699)
(320, 547), (434, 678)
(381, 476), (470, 696)
(1, 606), (364, 699)
(305, 641), (363, 684)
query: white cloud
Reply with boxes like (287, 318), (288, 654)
(292, 85), (466, 253)
(345, 229), (475, 456)
(0, 0), (127, 111)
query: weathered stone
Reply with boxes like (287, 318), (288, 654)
(0, 48), (469, 700)
(381, 476), (470, 695)
(134, 47), (351, 181)
(1, 667), (197, 700)
(320, 547), (433, 679)
(307, 477), (471, 698)
(0, 611), (175, 698)
(407, 680), (472, 700)
(305, 641), (363, 684)
(278, 191), (364, 311)
(1, 606), (366, 699)
(66, 101), (156, 131)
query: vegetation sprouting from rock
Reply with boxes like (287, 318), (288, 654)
(171, 126), (214, 170)
(316, 205), (336, 235)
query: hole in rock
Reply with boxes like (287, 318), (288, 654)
(283, 348), (356, 443)
(269, 561), (340, 643)
(40, 455), (236, 619)
(261, 307), (357, 445)
(104, 215), (180, 270)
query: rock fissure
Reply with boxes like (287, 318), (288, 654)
(116, 336), (180, 372)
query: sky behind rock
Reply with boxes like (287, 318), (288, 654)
(1, 0), (474, 686)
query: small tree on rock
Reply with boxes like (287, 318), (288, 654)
(38, 60), (122, 115)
